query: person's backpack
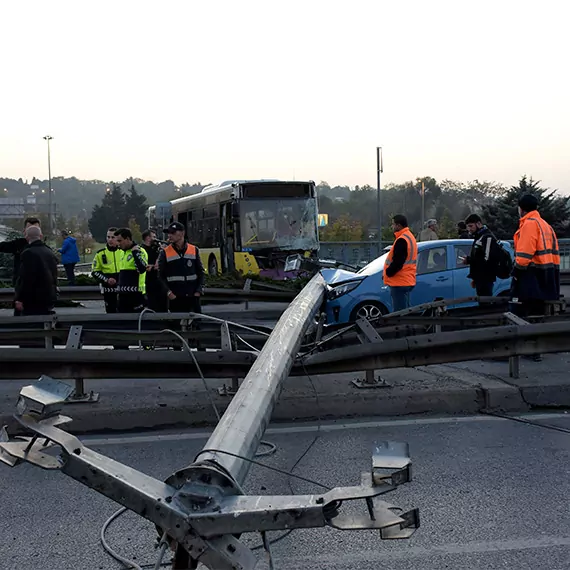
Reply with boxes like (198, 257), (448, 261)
(494, 240), (514, 279)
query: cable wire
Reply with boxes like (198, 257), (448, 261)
(481, 410), (570, 434)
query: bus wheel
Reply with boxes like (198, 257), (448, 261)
(208, 256), (219, 276)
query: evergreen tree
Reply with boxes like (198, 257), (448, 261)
(481, 176), (570, 239)
(124, 183), (149, 230)
(88, 184), (126, 242)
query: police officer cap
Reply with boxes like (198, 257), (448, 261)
(518, 194), (538, 212)
(164, 222), (185, 233)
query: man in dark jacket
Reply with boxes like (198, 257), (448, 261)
(463, 213), (499, 299)
(142, 229), (168, 312)
(158, 222), (205, 313)
(0, 217), (41, 315)
(15, 226), (58, 316)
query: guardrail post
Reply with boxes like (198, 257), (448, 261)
(44, 317), (56, 349)
(315, 312), (326, 343)
(218, 321), (240, 396)
(64, 326), (99, 404)
(504, 312), (530, 379)
(243, 278), (252, 310)
(352, 318), (390, 389)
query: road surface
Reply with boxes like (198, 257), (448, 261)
(1, 413), (570, 569)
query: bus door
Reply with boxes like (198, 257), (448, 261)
(221, 203), (235, 272)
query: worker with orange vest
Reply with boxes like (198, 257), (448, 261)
(158, 221), (205, 313)
(383, 214), (418, 312)
(512, 194), (560, 316)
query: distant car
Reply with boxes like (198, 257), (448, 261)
(321, 239), (513, 325)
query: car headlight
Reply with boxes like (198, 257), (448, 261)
(327, 280), (362, 300)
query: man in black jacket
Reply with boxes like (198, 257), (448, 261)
(463, 213), (498, 298)
(14, 226), (58, 316)
(0, 217), (41, 315)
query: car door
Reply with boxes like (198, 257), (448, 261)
(450, 243), (477, 308)
(410, 244), (454, 307)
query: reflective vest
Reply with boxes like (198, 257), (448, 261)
(92, 246), (124, 293)
(514, 211), (560, 271)
(383, 228), (418, 287)
(163, 243), (201, 292)
(118, 246), (148, 294)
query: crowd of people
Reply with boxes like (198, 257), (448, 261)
(383, 194), (561, 362)
(0, 220), (205, 318)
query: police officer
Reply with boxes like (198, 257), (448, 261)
(383, 214), (418, 312)
(91, 227), (124, 313)
(158, 221), (205, 313)
(114, 227), (148, 313)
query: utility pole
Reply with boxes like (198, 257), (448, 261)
(43, 135), (53, 235)
(376, 146), (383, 254)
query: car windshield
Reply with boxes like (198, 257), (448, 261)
(240, 198), (319, 251)
(357, 252), (389, 276)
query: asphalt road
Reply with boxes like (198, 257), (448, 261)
(1, 413), (570, 569)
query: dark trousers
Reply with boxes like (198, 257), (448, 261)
(64, 263), (76, 286)
(169, 295), (201, 314)
(146, 282), (168, 313)
(103, 292), (118, 314)
(117, 293), (145, 313)
(475, 281), (494, 306)
(390, 286), (413, 313)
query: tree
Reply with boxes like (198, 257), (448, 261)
(88, 184), (126, 242)
(128, 217), (143, 243)
(320, 214), (364, 241)
(481, 176), (570, 239)
(125, 183), (149, 229)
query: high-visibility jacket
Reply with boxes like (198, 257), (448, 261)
(513, 210), (560, 301)
(158, 242), (205, 297)
(117, 246), (148, 295)
(91, 246), (124, 293)
(383, 228), (418, 287)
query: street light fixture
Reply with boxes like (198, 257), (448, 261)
(43, 136), (54, 234)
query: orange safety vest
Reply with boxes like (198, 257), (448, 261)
(383, 228), (418, 287)
(514, 211), (559, 271)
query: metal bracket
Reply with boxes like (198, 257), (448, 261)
(64, 326), (100, 403)
(352, 319), (391, 389)
(218, 322), (240, 396)
(0, 377), (418, 570)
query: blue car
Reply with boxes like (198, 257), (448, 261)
(321, 239), (513, 325)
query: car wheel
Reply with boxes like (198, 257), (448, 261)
(351, 302), (386, 322)
(208, 256), (219, 276)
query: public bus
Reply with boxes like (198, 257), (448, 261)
(147, 179), (320, 278)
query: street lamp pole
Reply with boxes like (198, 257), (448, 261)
(376, 146), (383, 254)
(43, 135), (53, 235)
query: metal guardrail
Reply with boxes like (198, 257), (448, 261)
(0, 286), (296, 303)
(0, 273), (419, 569)
(320, 238), (570, 270)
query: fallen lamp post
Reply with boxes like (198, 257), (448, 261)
(0, 274), (419, 569)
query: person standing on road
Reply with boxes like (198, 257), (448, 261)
(14, 226), (58, 316)
(114, 227), (148, 313)
(0, 217), (41, 316)
(58, 230), (80, 285)
(158, 221), (205, 313)
(91, 227), (123, 314)
(419, 219), (438, 241)
(142, 229), (168, 312)
(512, 193), (560, 317)
(383, 214), (417, 312)
(463, 214), (500, 299)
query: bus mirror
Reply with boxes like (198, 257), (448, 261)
(284, 254), (302, 273)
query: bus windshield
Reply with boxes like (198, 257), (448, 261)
(240, 198), (318, 252)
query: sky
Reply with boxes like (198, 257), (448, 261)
(2, 0), (569, 192)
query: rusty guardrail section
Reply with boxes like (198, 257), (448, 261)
(0, 273), (419, 569)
